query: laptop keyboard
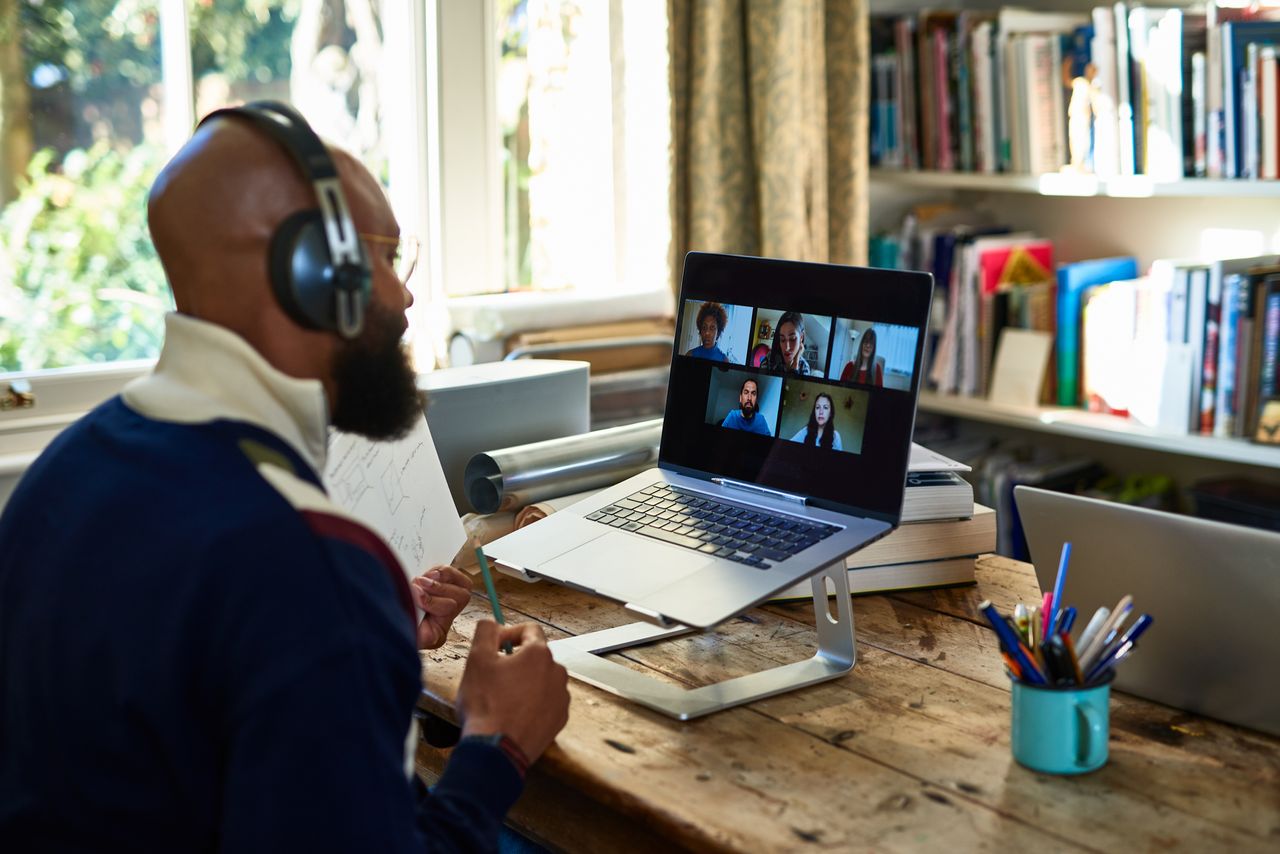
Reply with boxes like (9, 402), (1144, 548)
(584, 484), (840, 569)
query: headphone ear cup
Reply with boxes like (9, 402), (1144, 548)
(269, 210), (336, 332)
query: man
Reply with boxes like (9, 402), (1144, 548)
(0, 108), (569, 850)
(721, 377), (772, 435)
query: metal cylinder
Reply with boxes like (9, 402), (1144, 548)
(463, 419), (663, 513)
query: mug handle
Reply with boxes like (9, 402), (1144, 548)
(1075, 702), (1106, 769)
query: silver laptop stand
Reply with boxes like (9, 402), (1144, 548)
(548, 561), (857, 720)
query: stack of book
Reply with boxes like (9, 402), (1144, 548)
(771, 444), (995, 600)
(869, 3), (1280, 180)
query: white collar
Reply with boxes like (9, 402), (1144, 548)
(122, 313), (330, 472)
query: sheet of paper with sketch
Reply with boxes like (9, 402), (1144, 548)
(324, 414), (467, 583)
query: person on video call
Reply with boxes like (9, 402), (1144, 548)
(789, 392), (843, 450)
(686, 301), (729, 361)
(721, 377), (772, 435)
(840, 327), (883, 386)
(0, 103), (570, 851)
(763, 311), (811, 375)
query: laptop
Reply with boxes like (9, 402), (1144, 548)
(1015, 486), (1280, 736)
(485, 252), (934, 629)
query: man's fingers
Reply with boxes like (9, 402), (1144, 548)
(419, 590), (469, 617)
(500, 622), (546, 651)
(471, 619), (498, 649)
(425, 565), (474, 592)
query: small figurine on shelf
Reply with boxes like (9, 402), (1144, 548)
(1063, 60), (1098, 174)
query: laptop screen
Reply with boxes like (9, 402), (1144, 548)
(660, 252), (933, 521)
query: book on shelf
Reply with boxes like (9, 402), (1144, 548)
(1056, 256), (1140, 406)
(1222, 18), (1280, 178)
(868, 3), (1280, 182)
(892, 201), (1280, 442)
(769, 505), (995, 601)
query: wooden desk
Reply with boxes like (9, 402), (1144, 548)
(415, 555), (1280, 852)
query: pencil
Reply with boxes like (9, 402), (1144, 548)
(474, 547), (514, 654)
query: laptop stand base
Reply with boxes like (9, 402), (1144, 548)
(548, 561), (857, 720)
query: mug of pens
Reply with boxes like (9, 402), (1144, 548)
(982, 543), (1153, 775)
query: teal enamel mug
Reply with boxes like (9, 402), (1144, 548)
(1010, 676), (1111, 774)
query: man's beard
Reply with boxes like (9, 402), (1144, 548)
(741, 402), (757, 418)
(330, 300), (421, 440)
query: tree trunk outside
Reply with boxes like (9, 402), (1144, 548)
(0, 0), (33, 206)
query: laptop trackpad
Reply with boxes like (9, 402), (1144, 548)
(542, 533), (713, 603)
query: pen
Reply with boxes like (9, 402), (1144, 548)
(980, 600), (1046, 685)
(1060, 631), (1086, 685)
(1076, 606), (1111, 655)
(1085, 639), (1135, 684)
(1089, 614), (1153, 674)
(474, 547), (514, 654)
(1049, 541), (1072, 634)
(1040, 591), (1054, 639)
(1058, 606), (1077, 636)
(1027, 605), (1041, 665)
(1078, 595), (1133, 671)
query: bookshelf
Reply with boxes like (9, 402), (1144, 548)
(872, 169), (1280, 199)
(919, 391), (1280, 468)
(867, 0), (1280, 499)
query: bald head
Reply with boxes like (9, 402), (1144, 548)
(147, 112), (407, 397)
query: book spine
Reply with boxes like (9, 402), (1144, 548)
(1192, 51), (1208, 176)
(1245, 43), (1260, 179)
(1186, 267), (1208, 432)
(1200, 269), (1222, 434)
(1260, 288), (1280, 402)
(1263, 47), (1279, 180)
(1223, 22), (1238, 178)
(1115, 2), (1136, 175)
(935, 27), (955, 171)
(1093, 6), (1121, 178)
(1215, 274), (1242, 437)
(957, 18), (974, 173)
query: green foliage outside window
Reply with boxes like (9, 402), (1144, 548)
(1, 0), (300, 372)
(0, 141), (170, 372)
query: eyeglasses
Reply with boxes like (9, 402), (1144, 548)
(359, 233), (420, 285)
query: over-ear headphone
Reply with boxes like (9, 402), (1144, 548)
(196, 101), (371, 339)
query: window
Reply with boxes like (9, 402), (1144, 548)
(0, 0), (419, 375)
(0, 1), (672, 455)
(439, 0), (671, 298)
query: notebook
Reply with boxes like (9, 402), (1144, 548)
(1016, 486), (1280, 736)
(485, 252), (934, 628)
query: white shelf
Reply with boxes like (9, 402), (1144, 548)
(871, 169), (1280, 199)
(918, 392), (1280, 468)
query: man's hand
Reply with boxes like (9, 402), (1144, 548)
(457, 622), (570, 763)
(410, 565), (474, 650)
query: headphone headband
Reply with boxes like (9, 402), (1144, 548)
(196, 101), (369, 338)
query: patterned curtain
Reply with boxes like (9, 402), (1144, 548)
(668, 0), (869, 292)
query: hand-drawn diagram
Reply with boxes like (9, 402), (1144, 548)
(324, 415), (467, 581)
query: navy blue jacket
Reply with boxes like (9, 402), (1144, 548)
(0, 398), (520, 851)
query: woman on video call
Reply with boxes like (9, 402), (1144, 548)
(840, 327), (883, 386)
(764, 311), (811, 375)
(789, 392), (842, 450)
(686, 301), (729, 362)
